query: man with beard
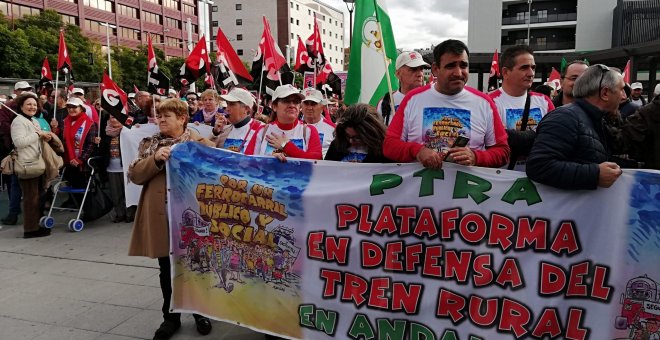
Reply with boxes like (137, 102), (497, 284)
(383, 39), (510, 169)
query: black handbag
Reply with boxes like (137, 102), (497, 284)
(82, 176), (113, 222)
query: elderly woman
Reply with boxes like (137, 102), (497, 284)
(190, 89), (225, 126)
(244, 85), (322, 161)
(325, 104), (391, 163)
(10, 93), (56, 238)
(127, 99), (214, 340)
(61, 97), (98, 205)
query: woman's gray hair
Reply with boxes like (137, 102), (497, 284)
(573, 64), (622, 99)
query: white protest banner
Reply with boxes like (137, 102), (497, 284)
(120, 123), (213, 207)
(167, 143), (660, 340)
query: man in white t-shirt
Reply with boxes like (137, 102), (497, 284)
(488, 45), (554, 170)
(302, 87), (335, 157)
(212, 87), (263, 153)
(377, 51), (430, 125)
(383, 39), (510, 169)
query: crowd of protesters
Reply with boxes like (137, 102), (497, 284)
(1, 38), (659, 340)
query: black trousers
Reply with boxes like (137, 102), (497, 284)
(157, 257), (204, 322)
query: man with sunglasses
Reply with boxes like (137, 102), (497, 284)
(377, 51), (430, 125)
(527, 64), (627, 190)
(185, 92), (200, 121)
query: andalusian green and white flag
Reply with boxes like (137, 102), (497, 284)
(344, 0), (398, 106)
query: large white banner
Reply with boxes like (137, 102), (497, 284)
(120, 123), (213, 207)
(167, 143), (660, 340)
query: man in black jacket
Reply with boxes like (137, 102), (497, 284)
(527, 64), (627, 190)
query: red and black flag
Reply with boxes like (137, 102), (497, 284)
(306, 15), (333, 85)
(38, 57), (53, 94)
(214, 27), (253, 89)
(487, 49), (500, 91)
(251, 17), (292, 95)
(57, 30), (74, 85)
(294, 35), (313, 73)
(100, 72), (133, 127)
(146, 34), (170, 95)
(179, 36), (211, 86)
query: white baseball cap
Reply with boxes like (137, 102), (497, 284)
(302, 87), (324, 103)
(168, 88), (177, 95)
(631, 82), (643, 90)
(395, 51), (430, 71)
(14, 81), (31, 91)
(66, 97), (85, 107)
(272, 84), (304, 102)
(654, 83), (660, 97)
(128, 92), (136, 99)
(220, 88), (255, 107)
(72, 87), (85, 95)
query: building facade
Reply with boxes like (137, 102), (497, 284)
(1, 0), (203, 57)
(210, 0), (345, 71)
(468, 0), (618, 54)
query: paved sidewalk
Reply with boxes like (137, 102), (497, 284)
(0, 199), (264, 339)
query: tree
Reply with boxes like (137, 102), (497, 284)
(0, 21), (35, 78)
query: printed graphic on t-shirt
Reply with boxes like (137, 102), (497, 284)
(224, 138), (246, 153)
(422, 107), (471, 154)
(318, 133), (325, 144)
(264, 139), (304, 155)
(74, 125), (85, 157)
(342, 152), (368, 163)
(505, 108), (542, 131)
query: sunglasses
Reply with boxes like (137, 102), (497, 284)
(596, 64), (610, 94)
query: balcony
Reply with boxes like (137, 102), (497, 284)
(501, 41), (576, 52)
(502, 13), (577, 26)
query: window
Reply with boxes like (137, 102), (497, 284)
(118, 4), (139, 19)
(329, 18), (331, 24)
(296, 19), (299, 25)
(536, 37), (547, 46)
(182, 3), (195, 15)
(235, 3), (241, 10)
(166, 37), (180, 47)
(308, 9), (311, 15)
(212, 5), (218, 12)
(290, 1), (293, 8)
(290, 17), (293, 24)
(165, 17), (181, 29)
(340, 22), (342, 28)
(515, 38), (528, 45)
(323, 29), (325, 34)
(538, 10), (548, 19)
(329, 57), (332, 62)
(296, 4), (299, 10)
(237, 49), (243, 55)
(83, 0), (113, 12)
(163, 0), (179, 10)
(236, 19), (242, 25)
(61, 14), (78, 25)
(144, 0), (160, 4)
(308, 24), (311, 29)
(84, 19), (116, 35)
(516, 12), (530, 21)
(323, 42), (326, 48)
(143, 11), (162, 24)
(291, 33), (293, 39)
(119, 27), (141, 40)
(237, 34), (243, 41)
(329, 44), (332, 50)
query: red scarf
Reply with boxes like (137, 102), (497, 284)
(63, 113), (92, 163)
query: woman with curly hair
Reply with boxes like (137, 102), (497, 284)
(325, 104), (391, 163)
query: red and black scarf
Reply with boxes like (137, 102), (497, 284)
(63, 113), (92, 163)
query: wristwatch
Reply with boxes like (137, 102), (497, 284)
(280, 140), (287, 149)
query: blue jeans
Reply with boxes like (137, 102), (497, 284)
(8, 174), (21, 215)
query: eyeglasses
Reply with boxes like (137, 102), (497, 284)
(596, 64), (610, 94)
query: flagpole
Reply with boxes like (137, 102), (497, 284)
(257, 60), (265, 113)
(52, 71), (60, 129)
(372, 0), (396, 123)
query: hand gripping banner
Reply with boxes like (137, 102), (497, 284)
(167, 142), (660, 340)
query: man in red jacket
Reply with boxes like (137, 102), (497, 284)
(383, 39), (510, 169)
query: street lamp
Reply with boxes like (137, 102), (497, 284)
(100, 22), (117, 78)
(526, 0), (532, 45)
(343, 0), (355, 45)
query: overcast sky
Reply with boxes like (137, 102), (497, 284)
(323, 0), (469, 50)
